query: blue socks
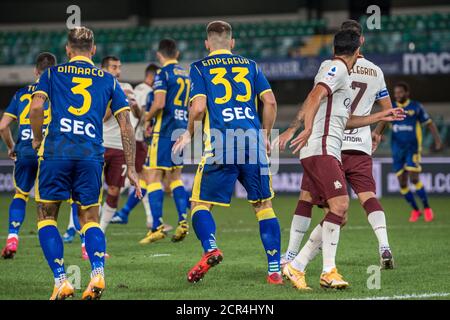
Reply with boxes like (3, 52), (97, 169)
(121, 181), (148, 216)
(170, 180), (188, 222)
(82, 222), (106, 275)
(414, 181), (430, 208)
(8, 195), (27, 236)
(191, 206), (217, 252)
(400, 187), (419, 211)
(256, 208), (281, 274)
(148, 182), (164, 230)
(38, 220), (66, 283)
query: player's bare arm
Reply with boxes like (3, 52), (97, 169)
(29, 93), (47, 150)
(290, 84), (328, 154)
(116, 110), (142, 198)
(346, 107), (405, 130)
(0, 114), (16, 160)
(427, 120), (443, 151)
(371, 97), (394, 152)
(260, 91), (277, 152)
(144, 91), (166, 131)
(273, 105), (304, 151)
(173, 95), (206, 154)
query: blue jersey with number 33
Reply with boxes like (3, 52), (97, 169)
(33, 56), (129, 161)
(189, 50), (272, 154)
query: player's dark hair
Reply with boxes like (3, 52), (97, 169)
(333, 29), (360, 56)
(67, 27), (94, 52)
(157, 39), (178, 59)
(101, 55), (120, 68)
(206, 20), (232, 38)
(35, 52), (57, 72)
(340, 20), (362, 37)
(145, 63), (160, 76)
(394, 81), (410, 93)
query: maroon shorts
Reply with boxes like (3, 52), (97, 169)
(342, 150), (376, 194)
(104, 148), (126, 188)
(301, 155), (348, 205)
(135, 141), (148, 174)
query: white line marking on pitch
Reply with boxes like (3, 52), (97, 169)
(146, 254), (171, 258)
(350, 292), (450, 300)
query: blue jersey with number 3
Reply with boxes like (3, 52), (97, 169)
(33, 56), (129, 161)
(4, 83), (51, 159)
(152, 60), (189, 138)
(189, 50), (272, 154)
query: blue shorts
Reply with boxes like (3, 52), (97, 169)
(146, 135), (183, 170)
(392, 143), (421, 175)
(36, 158), (104, 209)
(190, 152), (274, 207)
(13, 157), (38, 194)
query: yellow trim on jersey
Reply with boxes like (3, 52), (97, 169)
(113, 106), (130, 117)
(209, 49), (232, 56)
(248, 194), (275, 204)
(191, 205), (210, 216)
(14, 193), (29, 202)
(414, 181), (424, 190)
(203, 108), (212, 153)
(400, 187), (409, 195)
(75, 201), (101, 210)
(259, 89), (272, 98)
(170, 179), (184, 190)
(189, 197), (231, 207)
(69, 56), (95, 65)
(396, 169), (405, 176)
(3, 112), (17, 119)
(190, 94), (206, 103)
(12, 165), (30, 195)
(38, 219), (57, 230)
(416, 121), (423, 153)
(34, 158), (42, 201)
(163, 60), (178, 67)
(255, 208), (276, 221)
(396, 99), (410, 108)
(81, 222), (101, 235)
(32, 90), (48, 99)
(405, 165), (422, 173)
(147, 165), (184, 171)
(139, 179), (147, 189)
(147, 182), (163, 193)
(149, 112), (163, 168)
(422, 119), (432, 126)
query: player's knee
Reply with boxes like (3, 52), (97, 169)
(299, 191), (313, 203)
(106, 194), (119, 208)
(252, 200), (272, 212)
(108, 186), (120, 196)
(329, 198), (349, 216)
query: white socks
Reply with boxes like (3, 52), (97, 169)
(367, 210), (390, 253)
(285, 215), (311, 261)
(291, 224), (323, 272)
(100, 203), (116, 232)
(55, 273), (67, 287)
(322, 221), (341, 273)
(67, 208), (75, 230)
(142, 195), (153, 225)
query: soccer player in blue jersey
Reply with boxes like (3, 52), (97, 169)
(140, 39), (190, 244)
(0, 52), (56, 259)
(29, 27), (141, 300)
(173, 21), (282, 284)
(391, 82), (442, 222)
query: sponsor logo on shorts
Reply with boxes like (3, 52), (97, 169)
(334, 180), (343, 190)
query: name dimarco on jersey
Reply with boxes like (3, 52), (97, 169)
(57, 65), (105, 77)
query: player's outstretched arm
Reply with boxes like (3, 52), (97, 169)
(116, 110), (142, 199)
(260, 91), (277, 152)
(0, 114), (16, 160)
(29, 93), (46, 151)
(172, 95), (206, 155)
(371, 97), (394, 152)
(427, 121), (443, 151)
(347, 107), (405, 129)
(289, 84), (328, 154)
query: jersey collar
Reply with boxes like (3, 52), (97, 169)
(209, 49), (232, 56)
(69, 55), (95, 65)
(332, 56), (351, 75)
(163, 59), (178, 67)
(397, 99), (410, 108)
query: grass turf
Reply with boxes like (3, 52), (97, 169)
(0, 195), (449, 300)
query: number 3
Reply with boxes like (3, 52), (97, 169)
(68, 77), (92, 116)
(209, 67), (251, 104)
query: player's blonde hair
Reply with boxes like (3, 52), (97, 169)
(206, 20), (232, 46)
(67, 26), (94, 52)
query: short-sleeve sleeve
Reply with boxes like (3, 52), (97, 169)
(375, 70), (389, 101)
(110, 78), (130, 117)
(153, 70), (168, 93)
(315, 62), (347, 95)
(417, 103), (432, 125)
(33, 68), (51, 99)
(4, 92), (19, 119)
(189, 64), (207, 102)
(254, 64), (272, 97)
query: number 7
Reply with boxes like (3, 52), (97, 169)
(350, 81), (367, 114)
